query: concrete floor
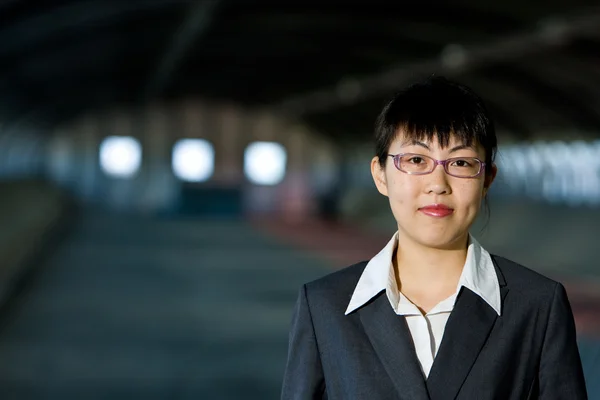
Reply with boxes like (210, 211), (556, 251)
(0, 212), (329, 399)
(0, 211), (598, 399)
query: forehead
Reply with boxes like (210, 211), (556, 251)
(394, 130), (478, 149)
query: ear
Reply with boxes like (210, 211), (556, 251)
(371, 156), (389, 197)
(483, 163), (498, 195)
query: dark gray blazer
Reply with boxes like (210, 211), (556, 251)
(281, 255), (588, 400)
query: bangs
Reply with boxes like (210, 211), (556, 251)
(384, 79), (490, 148)
(375, 76), (496, 166)
(395, 121), (479, 149)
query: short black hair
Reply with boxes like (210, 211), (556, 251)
(374, 76), (497, 175)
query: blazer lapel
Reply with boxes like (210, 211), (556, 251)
(358, 292), (430, 400)
(426, 284), (509, 400)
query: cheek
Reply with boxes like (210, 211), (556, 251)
(385, 174), (419, 205)
(455, 182), (485, 210)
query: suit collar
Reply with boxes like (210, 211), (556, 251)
(462, 235), (502, 316)
(345, 233), (398, 315)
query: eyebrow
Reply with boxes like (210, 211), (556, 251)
(402, 140), (475, 153)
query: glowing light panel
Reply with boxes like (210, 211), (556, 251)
(172, 139), (214, 182)
(99, 136), (142, 178)
(244, 142), (287, 185)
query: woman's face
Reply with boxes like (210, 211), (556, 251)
(371, 132), (496, 250)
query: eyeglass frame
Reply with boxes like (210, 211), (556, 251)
(387, 153), (487, 178)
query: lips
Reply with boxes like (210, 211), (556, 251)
(418, 204), (454, 217)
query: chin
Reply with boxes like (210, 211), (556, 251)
(409, 229), (467, 250)
(419, 237), (455, 250)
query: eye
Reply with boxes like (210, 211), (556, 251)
(407, 156), (425, 164)
(451, 158), (473, 167)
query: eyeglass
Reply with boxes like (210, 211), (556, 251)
(387, 153), (486, 178)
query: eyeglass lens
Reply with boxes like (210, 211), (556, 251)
(396, 154), (481, 177)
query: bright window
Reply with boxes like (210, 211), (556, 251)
(172, 139), (214, 182)
(99, 136), (142, 178)
(244, 141), (287, 185)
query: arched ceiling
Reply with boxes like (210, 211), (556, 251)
(1, 0), (600, 141)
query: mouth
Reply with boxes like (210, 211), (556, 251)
(418, 204), (454, 218)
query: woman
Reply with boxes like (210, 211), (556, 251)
(281, 77), (587, 399)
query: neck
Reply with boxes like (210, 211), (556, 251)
(394, 232), (469, 290)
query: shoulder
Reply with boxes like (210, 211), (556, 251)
(491, 254), (563, 298)
(305, 261), (367, 295)
(301, 261), (367, 309)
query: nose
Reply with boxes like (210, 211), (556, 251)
(424, 163), (451, 195)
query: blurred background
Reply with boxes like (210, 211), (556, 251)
(0, 0), (599, 398)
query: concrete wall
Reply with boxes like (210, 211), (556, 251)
(45, 99), (339, 220)
(0, 124), (46, 179)
(0, 180), (67, 304)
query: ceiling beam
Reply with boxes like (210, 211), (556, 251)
(143, 0), (220, 100)
(0, 79), (120, 129)
(0, 0), (194, 56)
(488, 63), (600, 130)
(7, 35), (123, 81)
(0, 0), (20, 10)
(520, 52), (600, 91)
(465, 75), (570, 132)
(275, 7), (600, 117)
